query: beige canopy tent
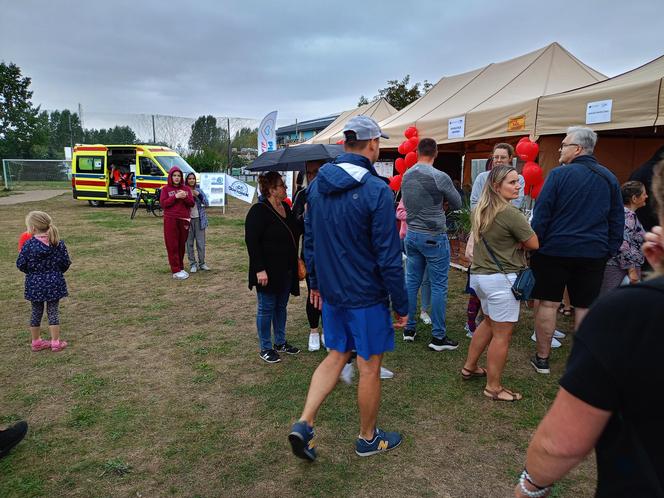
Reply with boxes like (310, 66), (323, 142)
(305, 98), (397, 144)
(535, 54), (664, 135)
(379, 42), (605, 147)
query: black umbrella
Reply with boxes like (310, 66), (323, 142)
(246, 144), (344, 172)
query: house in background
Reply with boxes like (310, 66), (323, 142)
(276, 114), (340, 146)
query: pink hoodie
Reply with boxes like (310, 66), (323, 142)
(159, 166), (194, 219)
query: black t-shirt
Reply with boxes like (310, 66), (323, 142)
(559, 276), (664, 497)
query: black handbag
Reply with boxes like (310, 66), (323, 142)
(481, 239), (535, 301)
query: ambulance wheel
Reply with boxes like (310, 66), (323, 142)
(88, 200), (105, 207)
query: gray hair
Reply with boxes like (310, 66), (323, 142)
(567, 126), (597, 153)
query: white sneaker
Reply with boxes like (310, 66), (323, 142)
(380, 366), (394, 379)
(530, 331), (562, 348)
(173, 271), (189, 280)
(340, 362), (354, 384)
(190, 264), (197, 273)
(308, 332), (320, 351)
(464, 323), (474, 338)
(553, 329), (566, 339)
(420, 311), (431, 325)
(199, 263), (210, 271)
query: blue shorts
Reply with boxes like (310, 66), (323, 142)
(322, 302), (394, 360)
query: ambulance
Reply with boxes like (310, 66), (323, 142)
(71, 144), (197, 206)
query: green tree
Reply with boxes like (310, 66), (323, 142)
(48, 109), (83, 156)
(184, 147), (224, 173)
(189, 115), (223, 151)
(365, 75), (433, 111)
(357, 95), (369, 106)
(231, 127), (258, 151)
(0, 62), (40, 160)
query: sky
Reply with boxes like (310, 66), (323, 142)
(1, 0), (663, 129)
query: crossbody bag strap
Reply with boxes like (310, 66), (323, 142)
(482, 238), (516, 288)
(262, 202), (298, 252)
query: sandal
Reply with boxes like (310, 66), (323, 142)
(557, 303), (565, 314)
(461, 366), (487, 381)
(483, 387), (522, 402)
(562, 306), (574, 317)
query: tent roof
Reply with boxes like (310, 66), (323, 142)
(379, 42), (606, 147)
(535, 54), (664, 135)
(306, 98), (398, 144)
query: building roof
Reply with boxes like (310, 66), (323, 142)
(276, 114), (340, 135)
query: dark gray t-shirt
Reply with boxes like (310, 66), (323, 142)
(401, 163), (462, 235)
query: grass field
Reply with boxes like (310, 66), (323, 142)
(0, 182), (72, 197)
(0, 194), (597, 497)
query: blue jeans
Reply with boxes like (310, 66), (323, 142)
(405, 230), (450, 339)
(256, 285), (290, 351)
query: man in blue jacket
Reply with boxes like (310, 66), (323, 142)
(530, 127), (624, 374)
(289, 116), (408, 461)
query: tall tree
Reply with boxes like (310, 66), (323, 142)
(0, 62), (40, 159)
(357, 95), (369, 106)
(362, 75), (433, 111)
(188, 115), (223, 151)
(231, 127), (258, 151)
(49, 110), (83, 156)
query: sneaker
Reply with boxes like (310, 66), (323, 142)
(403, 329), (417, 342)
(31, 339), (51, 352)
(51, 340), (67, 352)
(464, 323), (474, 338)
(172, 271), (189, 280)
(553, 329), (566, 339)
(380, 366), (394, 379)
(530, 354), (550, 374)
(199, 263), (210, 271)
(288, 421), (316, 462)
(0, 420), (28, 459)
(340, 362), (355, 384)
(308, 332), (321, 352)
(419, 311), (431, 325)
(274, 342), (300, 355)
(428, 336), (458, 351)
(189, 264), (197, 273)
(320, 333), (325, 348)
(530, 332), (562, 348)
(355, 428), (402, 457)
(259, 349), (281, 364)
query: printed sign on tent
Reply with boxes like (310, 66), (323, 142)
(225, 174), (256, 204)
(448, 116), (465, 139)
(200, 173), (226, 207)
(507, 115), (526, 132)
(586, 99), (613, 124)
(374, 161), (394, 178)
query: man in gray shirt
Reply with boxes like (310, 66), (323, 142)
(401, 138), (462, 350)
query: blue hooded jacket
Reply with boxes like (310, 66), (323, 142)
(304, 153), (408, 315)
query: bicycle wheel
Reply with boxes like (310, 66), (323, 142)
(151, 200), (163, 217)
(130, 194), (142, 219)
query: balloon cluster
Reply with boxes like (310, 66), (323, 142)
(389, 126), (419, 191)
(516, 137), (544, 199)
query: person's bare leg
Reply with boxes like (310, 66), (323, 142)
(463, 316), (493, 372)
(30, 327), (41, 341)
(535, 300), (558, 358)
(574, 307), (589, 331)
(300, 350), (352, 426)
(485, 321), (515, 393)
(356, 353), (382, 440)
(48, 324), (60, 342)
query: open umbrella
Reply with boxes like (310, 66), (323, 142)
(246, 144), (344, 172)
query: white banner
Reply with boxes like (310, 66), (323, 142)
(448, 116), (465, 139)
(258, 110), (278, 154)
(374, 161), (393, 178)
(225, 174), (256, 204)
(200, 173), (226, 207)
(586, 99), (613, 124)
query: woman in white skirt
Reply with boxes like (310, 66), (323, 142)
(461, 165), (539, 402)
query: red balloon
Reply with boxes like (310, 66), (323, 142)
(408, 136), (419, 150)
(404, 126), (418, 139)
(522, 161), (542, 187)
(389, 174), (403, 192)
(402, 140), (415, 155)
(517, 136), (530, 145)
(397, 143), (405, 155)
(516, 140), (539, 162)
(395, 157), (407, 175)
(530, 181), (544, 199)
(404, 151), (418, 168)
(336, 139), (344, 145)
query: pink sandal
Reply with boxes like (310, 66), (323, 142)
(51, 340), (68, 352)
(31, 339), (51, 352)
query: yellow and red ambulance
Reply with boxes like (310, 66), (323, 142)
(71, 144), (197, 206)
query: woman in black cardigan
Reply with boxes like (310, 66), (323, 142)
(245, 172), (301, 363)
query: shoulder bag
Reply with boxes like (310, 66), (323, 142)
(482, 239), (535, 301)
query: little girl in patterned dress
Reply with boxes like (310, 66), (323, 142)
(16, 211), (71, 352)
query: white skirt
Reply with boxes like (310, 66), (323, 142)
(469, 273), (520, 323)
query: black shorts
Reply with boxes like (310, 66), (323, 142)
(530, 253), (607, 308)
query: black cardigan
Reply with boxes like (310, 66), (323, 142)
(245, 198), (300, 296)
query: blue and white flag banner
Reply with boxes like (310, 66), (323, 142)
(225, 174), (256, 204)
(258, 111), (278, 154)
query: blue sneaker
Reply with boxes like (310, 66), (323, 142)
(288, 421), (316, 462)
(355, 428), (402, 457)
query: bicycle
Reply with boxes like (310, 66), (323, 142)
(130, 187), (163, 219)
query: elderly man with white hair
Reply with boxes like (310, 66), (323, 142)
(529, 126), (624, 375)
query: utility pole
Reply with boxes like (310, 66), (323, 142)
(78, 103), (84, 129)
(152, 115), (156, 143)
(68, 113), (74, 149)
(227, 117), (231, 173)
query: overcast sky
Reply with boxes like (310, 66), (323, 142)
(2, 0), (663, 128)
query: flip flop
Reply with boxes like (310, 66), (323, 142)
(483, 387), (522, 402)
(461, 367), (487, 381)
(562, 307), (574, 317)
